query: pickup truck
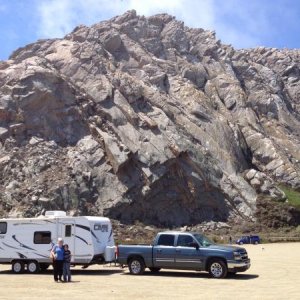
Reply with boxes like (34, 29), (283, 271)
(117, 231), (250, 278)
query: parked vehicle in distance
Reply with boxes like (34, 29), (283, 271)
(117, 231), (251, 278)
(0, 211), (115, 273)
(236, 235), (260, 245)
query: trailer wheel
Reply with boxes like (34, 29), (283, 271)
(40, 263), (50, 272)
(12, 260), (25, 274)
(27, 261), (39, 273)
(128, 257), (145, 275)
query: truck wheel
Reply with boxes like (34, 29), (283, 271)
(128, 257), (145, 275)
(40, 263), (50, 272)
(12, 260), (25, 274)
(254, 241), (258, 245)
(27, 261), (39, 273)
(239, 242), (243, 245)
(149, 267), (161, 273)
(208, 260), (227, 278)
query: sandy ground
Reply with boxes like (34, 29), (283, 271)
(0, 243), (299, 300)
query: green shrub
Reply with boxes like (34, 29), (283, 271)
(279, 185), (300, 209)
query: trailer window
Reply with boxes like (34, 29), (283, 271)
(34, 231), (51, 244)
(0, 222), (7, 234)
(65, 225), (72, 237)
(157, 234), (175, 246)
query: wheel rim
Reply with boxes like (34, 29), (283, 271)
(28, 262), (37, 273)
(13, 262), (22, 273)
(210, 262), (223, 278)
(131, 260), (141, 274)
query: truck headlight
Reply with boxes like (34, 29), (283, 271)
(233, 251), (242, 260)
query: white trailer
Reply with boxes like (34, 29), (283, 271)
(0, 211), (116, 273)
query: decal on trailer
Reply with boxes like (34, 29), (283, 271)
(12, 235), (36, 251)
(75, 224), (100, 243)
(94, 224), (108, 232)
(74, 235), (89, 245)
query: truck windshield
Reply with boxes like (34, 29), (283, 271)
(193, 234), (214, 247)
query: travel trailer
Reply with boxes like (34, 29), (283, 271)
(0, 211), (116, 273)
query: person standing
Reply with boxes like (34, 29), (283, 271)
(63, 244), (72, 282)
(50, 238), (64, 282)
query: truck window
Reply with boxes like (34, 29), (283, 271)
(157, 234), (175, 246)
(34, 231), (51, 244)
(177, 235), (194, 247)
(65, 225), (72, 237)
(0, 222), (7, 234)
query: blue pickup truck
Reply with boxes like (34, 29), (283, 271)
(117, 231), (251, 278)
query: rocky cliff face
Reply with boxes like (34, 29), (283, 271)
(0, 10), (299, 226)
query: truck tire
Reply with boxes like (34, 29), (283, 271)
(208, 259), (228, 278)
(239, 242), (243, 245)
(40, 263), (50, 272)
(27, 261), (39, 273)
(128, 257), (145, 275)
(254, 241), (258, 245)
(12, 260), (25, 274)
(149, 267), (161, 273)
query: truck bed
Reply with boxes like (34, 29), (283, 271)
(117, 245), (154, 267)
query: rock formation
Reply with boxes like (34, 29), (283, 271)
(0, 10), (299, 226)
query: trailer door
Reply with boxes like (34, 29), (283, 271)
(63, 223), (75, 261)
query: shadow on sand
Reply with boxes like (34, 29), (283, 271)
(0, 268), (122, 277)
(0, 267), (258, 280)
(121, 270), (259, 280)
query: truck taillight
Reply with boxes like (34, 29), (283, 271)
(115, 246), (119, 259)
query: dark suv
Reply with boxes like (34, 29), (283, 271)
(236, 235), (260, 245)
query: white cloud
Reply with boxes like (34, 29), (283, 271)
(34, 0), (272, 49)
(0, 3), (7, 12)
(36, 0), (125, 37)
(36, 0), (216, 37)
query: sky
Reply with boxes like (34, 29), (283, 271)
(0, 0), (299, 60)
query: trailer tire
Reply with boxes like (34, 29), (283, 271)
(128, 257), (145, 275)
(12, 260), (25, 274)
(27, 261), (39, 273)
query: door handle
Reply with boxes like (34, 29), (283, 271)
(157, 249), (162, 253)
(176, 249), (181, 253)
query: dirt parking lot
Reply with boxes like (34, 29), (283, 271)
(0, 243), (299, 300)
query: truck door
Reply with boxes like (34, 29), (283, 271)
(62, 222), (75, 262)
(153, 234), (176, 268)
(175, 234), (203, 269)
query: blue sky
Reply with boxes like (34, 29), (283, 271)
(0, 0), (299, 60)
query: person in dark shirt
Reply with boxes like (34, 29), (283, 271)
(50, 238), (64, 282)
(63, 244), (72, 282)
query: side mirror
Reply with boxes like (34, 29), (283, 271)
(190, 242), (199, 250)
